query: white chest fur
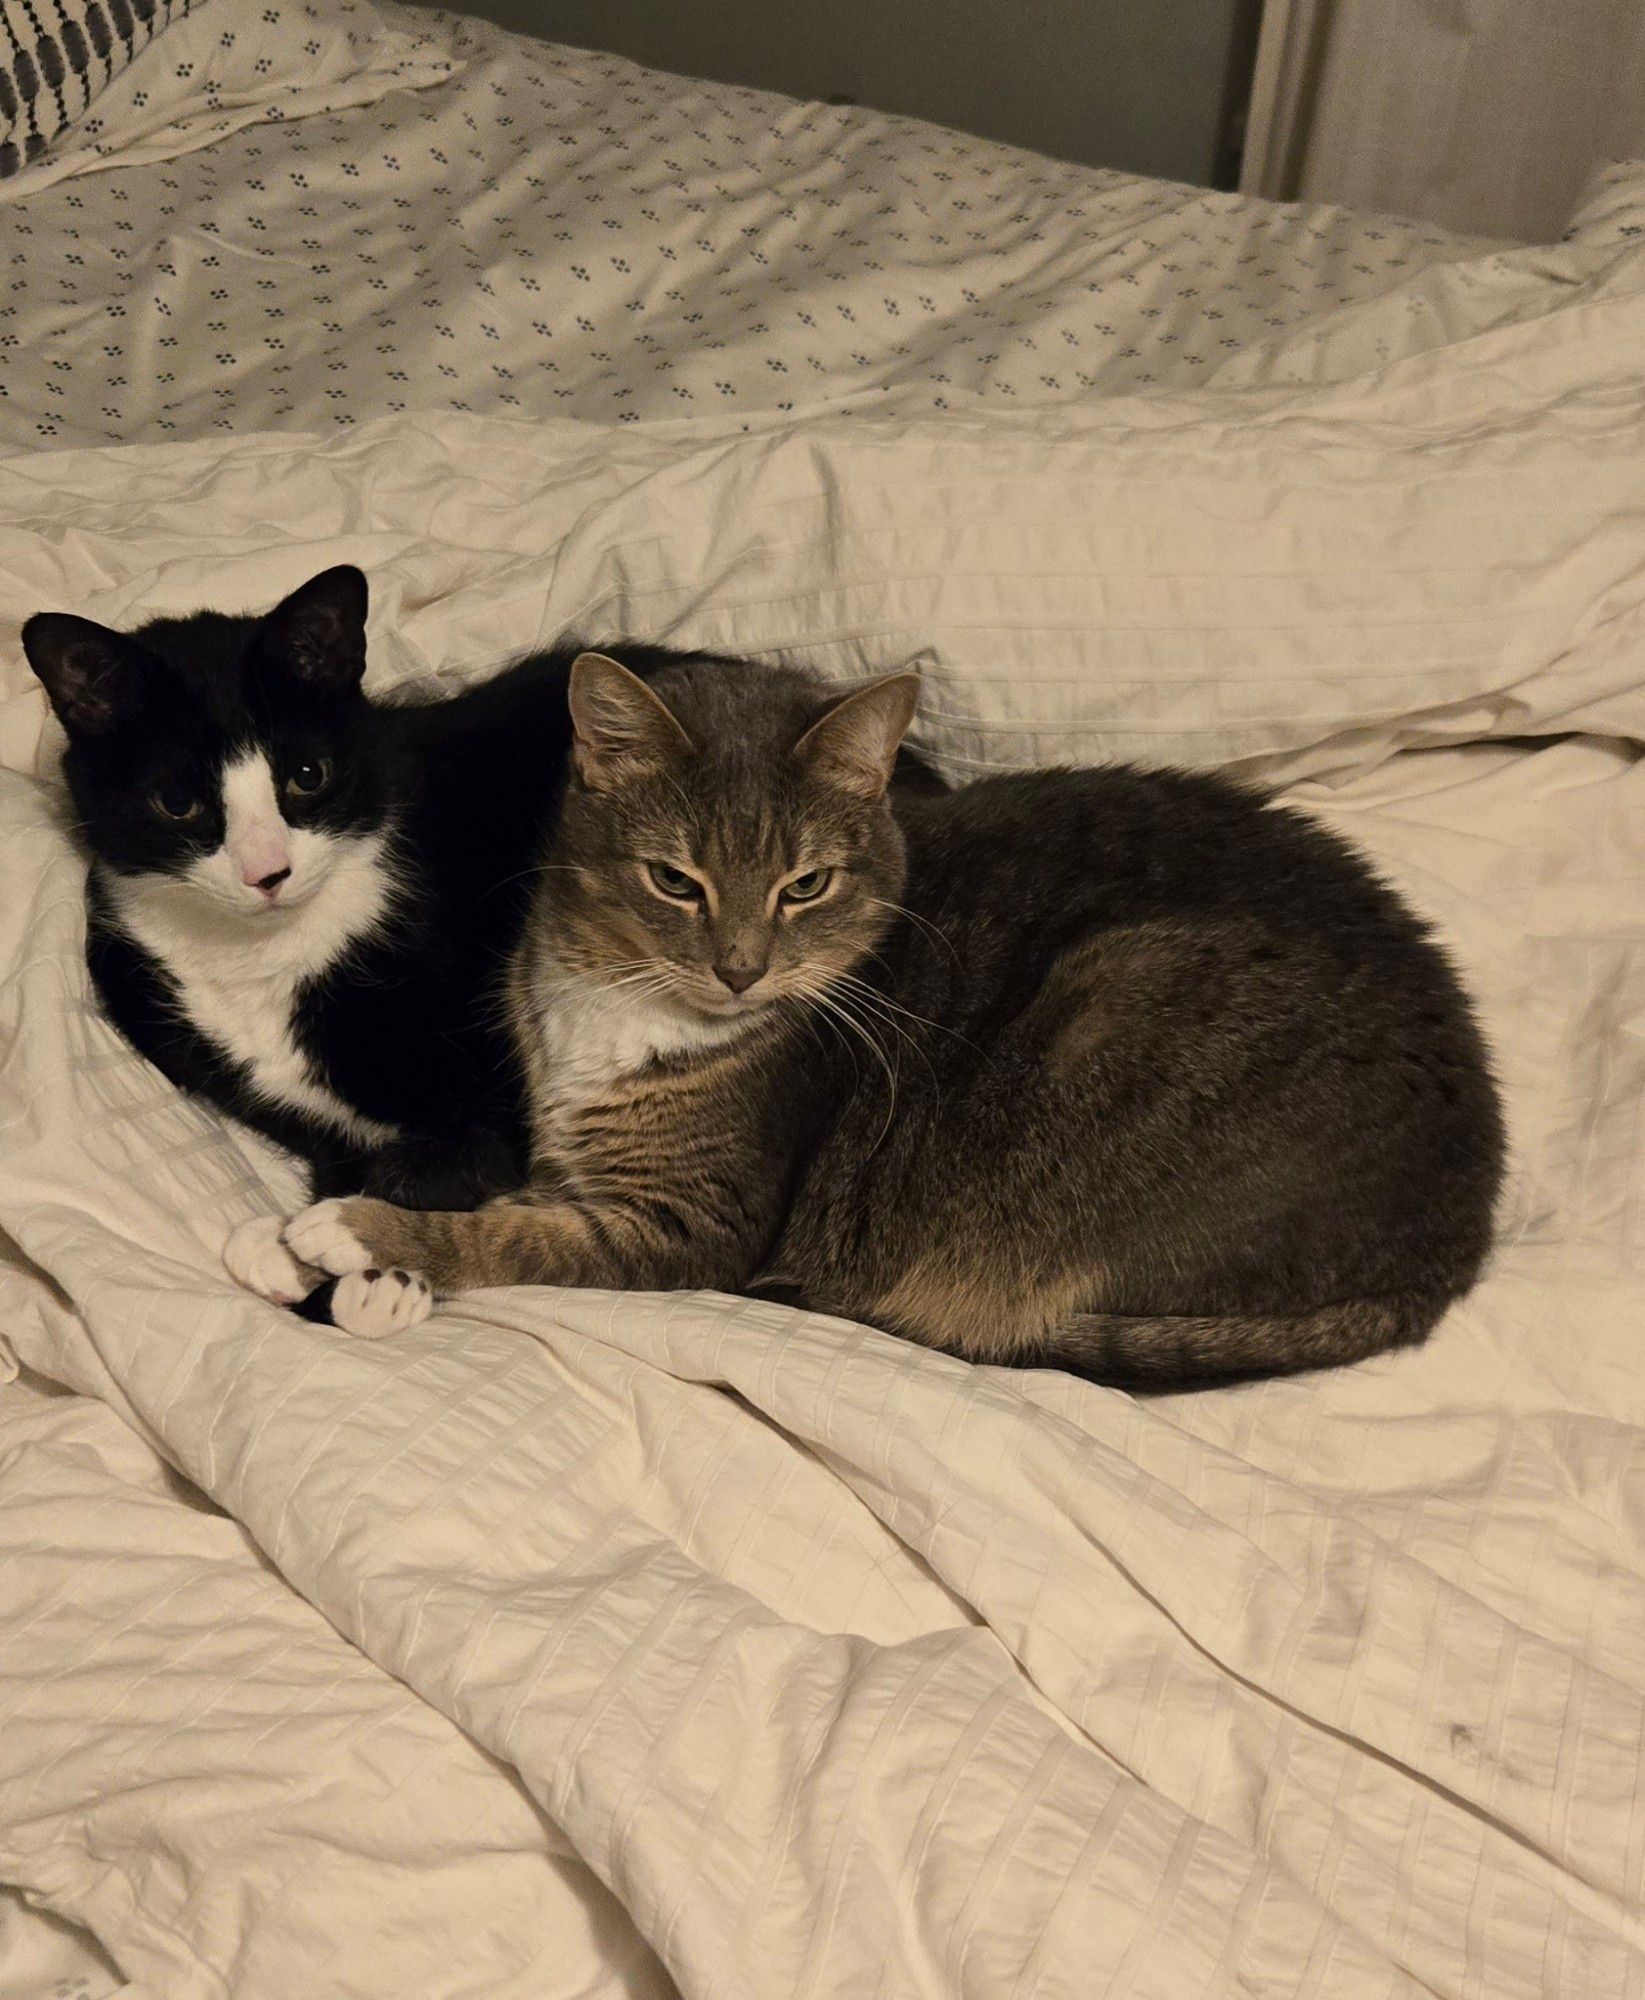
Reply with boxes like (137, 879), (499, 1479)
(105, 833), (402, 1147)
(521, 957), (747, 1143)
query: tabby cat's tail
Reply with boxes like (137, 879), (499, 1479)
(1052, 1292), (1452, 1393)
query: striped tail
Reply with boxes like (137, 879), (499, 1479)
(1049, 1292), (1450, 1393)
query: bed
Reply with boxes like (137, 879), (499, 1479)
(2, 4), (1643, 1997)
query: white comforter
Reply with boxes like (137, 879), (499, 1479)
(1, 230), (1644, 1998)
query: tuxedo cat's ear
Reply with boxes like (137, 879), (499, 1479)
(22, 614), (154, 737)
(262, 566), (369, 689)
(568, 652), (695, 789)
(794, 671), (921, 800)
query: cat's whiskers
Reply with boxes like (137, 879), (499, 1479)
(788, 969), (902, 1150)
(475, 977), (522, 1034)
(783, 998), (835, 1074)
(491, 955), (667, 1031)
(567, 956), (680, 995)
(591, 958), (674, 983)
(595, 965), (682, 1006)
(865, 895), (959, 967)
(829, 969), (940, 1040)
(833, 964), (987, 1066)
(822, 1002), (901, 1154)
(489, 858), (596, 903)
(818, 968), (937, 1077)
(829, 984), (941, 1128)
(777, 974), (869, 1094)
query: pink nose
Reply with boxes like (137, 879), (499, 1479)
(235, 828), (292, 892)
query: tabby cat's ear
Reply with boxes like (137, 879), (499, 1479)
(794, 671), (921, 800)
(568, 652), (694, 789)
(22, 614), (155, 738)
(261, 565), (369, 690)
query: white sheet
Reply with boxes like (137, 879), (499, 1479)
(0, 1363), (665, 1998)
(0, 231), (1642, 1996)
(0, 0), (1524, 453)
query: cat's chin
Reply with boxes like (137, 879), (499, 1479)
(189, 852), (364, 923)
(202, 881), (323, 921)
(108, 864), (322, 927)
(686, 989), (773, 1024)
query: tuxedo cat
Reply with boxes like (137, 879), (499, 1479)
(26, 569), (946, 1311)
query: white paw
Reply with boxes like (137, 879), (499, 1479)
(283, 1198), (373, 1276)
(224, 1216), (313, 1305)
(330, 1268), (433, 1340)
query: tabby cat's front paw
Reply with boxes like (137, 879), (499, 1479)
(224, 1215), (314, 1305)
(283, 1198), (378, 1277)
(330, 1267), (432, 1339)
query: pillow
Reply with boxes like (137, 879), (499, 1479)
(0, 0), (191, 178)
(0, 0), (459, 196)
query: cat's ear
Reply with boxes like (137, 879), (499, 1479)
(261, 566), (369, 689)
(568, 652), (694, 789)
(22, 614), (155, 737)
(794, 671), (921, 800)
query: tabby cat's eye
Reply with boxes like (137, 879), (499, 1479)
(150, 787), (202, 824)
(780, 868), (833, 904)
(647, 862), (702, 901)
(285, 758), (331, 799)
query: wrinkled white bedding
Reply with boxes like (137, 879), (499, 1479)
(1, 217), (1643, 1996)
(0, 0), (1536, 452)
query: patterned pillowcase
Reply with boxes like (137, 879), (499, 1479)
(0, 0), (193, 177)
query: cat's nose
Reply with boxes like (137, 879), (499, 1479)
(714, 962), (764, 994)
(251, 866), (292, 899)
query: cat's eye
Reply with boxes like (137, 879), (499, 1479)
(780, 868), (833, 905)
(285, 758), (331, 799)
(150, 787), (202, 824)
(647, 862), (702, 902)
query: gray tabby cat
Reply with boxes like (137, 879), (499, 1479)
(271, 654), (1505, 1387)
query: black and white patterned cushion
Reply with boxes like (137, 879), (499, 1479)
(0, 0), (192, 177)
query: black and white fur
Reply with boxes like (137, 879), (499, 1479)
(26, 569), (627, 1301)
(25, 569), (947, 1320)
